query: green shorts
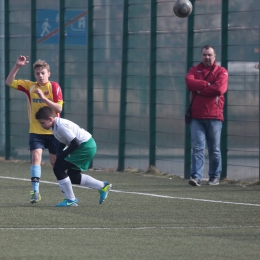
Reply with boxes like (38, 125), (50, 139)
(65, 137), (97, 171)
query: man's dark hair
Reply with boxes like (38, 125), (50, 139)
(201, 45), (215, 53)
(35, 106), (55, 120)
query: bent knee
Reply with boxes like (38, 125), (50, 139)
(53, 165), (67, 180)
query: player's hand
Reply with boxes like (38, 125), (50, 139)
(34, 88), (45, 99)
(16, 55), (29, 67)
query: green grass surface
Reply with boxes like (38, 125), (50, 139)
(0, 159), (260, 259)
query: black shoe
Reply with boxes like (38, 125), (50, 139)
(189, 177), (201, 187)
(206, 177), (219, 185)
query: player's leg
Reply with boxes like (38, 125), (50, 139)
(49, 153), (57, 166)
(189, 119), (206, 186)
(53, 159), (78, 207)
(29, 134), (44, 203)
(80, 173), (111, 205)
(68, 168), (112, 204)
(67, 168), (105, 190)
(62, 138), (112, 204)
(206, 119), (222, 185)
(46, 135), (78, 206)
(46, 135), (64, 166)
(30, 149), (42, 202)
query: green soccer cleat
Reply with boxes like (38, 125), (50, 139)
(99, 182), (112, 204)
(30, 191), (41, 204)
(55, 198), (78, 207)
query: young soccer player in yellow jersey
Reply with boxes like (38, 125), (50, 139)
(5, 55), (64, 204)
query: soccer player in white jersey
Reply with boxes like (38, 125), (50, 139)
(35, 106), (112, 207)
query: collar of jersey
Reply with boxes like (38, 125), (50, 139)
(37, 81), (50, 87)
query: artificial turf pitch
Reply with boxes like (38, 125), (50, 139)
(0, 158), (260, 260)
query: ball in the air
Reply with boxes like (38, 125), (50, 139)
(173, 0), (193, 18)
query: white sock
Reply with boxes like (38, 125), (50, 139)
(58, 177), (76, 201)
(80, 174), (104, 190)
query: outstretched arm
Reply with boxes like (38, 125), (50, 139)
(5, 55), (29, 86)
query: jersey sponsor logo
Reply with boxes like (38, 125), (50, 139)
(33, 98), (45, 103)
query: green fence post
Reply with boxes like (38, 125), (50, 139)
(4, 0), (10, 160)
(87, 0), (94, 169)
(184, 0), (195, 179)
(118, 0), (129, 171)
(149, 0), (157, 167)
(59, 0), (65, 117)
(221, 0), (228, 179)
(259, 9), (260, 180)
(31, 0), (36, 79)
(87, 0), (93, 135)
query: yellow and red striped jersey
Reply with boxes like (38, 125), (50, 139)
(10, 80), (63, 134)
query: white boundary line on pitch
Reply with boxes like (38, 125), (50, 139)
(1, 176), (260, 207)
(0, 226), (260, 231)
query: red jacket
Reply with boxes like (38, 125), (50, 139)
(185, 61), (228, 121)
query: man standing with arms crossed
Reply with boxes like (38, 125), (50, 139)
(185, 45), (228, 186)
(5, 55), (63, 203)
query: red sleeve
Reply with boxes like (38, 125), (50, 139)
(199, 68), (228, 96)
(51, 81), (63, 103)
(185, 66), (208, 92)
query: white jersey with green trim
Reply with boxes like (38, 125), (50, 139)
(52, 117), (92, 146)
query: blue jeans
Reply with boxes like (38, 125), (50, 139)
(190, 119), (223, 181)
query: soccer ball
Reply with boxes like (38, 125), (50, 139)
(173, 0), (193, 18)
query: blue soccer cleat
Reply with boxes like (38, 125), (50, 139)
(55, 198), (78, 207)
(99, 182), (112, 204)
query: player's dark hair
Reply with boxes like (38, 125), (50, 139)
(201, 45), (215, 54)
(35, 106), (55, 120)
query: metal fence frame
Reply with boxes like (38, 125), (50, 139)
(2, 0), (259, 180)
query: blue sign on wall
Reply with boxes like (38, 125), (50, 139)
(37, 9), (87, 45)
